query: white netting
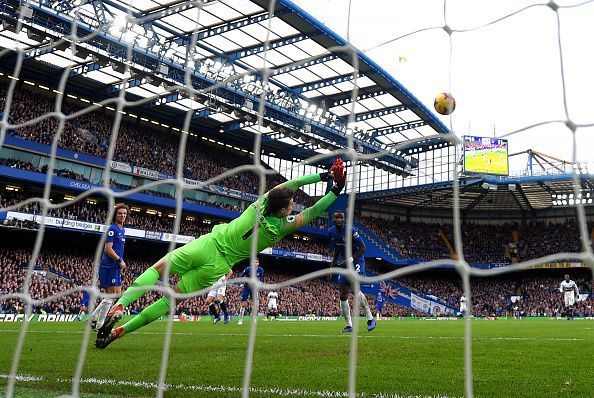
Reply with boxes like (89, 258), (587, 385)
(0, 0), (593, 397)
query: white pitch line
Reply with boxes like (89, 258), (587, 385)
(0, 374), (43, 382)
(0, 374), (459, 398)
(0, 329), (591, 342)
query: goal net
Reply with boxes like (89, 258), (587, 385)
(0, 0), (593, 397)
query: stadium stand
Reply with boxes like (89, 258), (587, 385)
(0, 84), (592, 319)
(361, 214), (592, 264)
(0, 82), (316, 208)
(0, 187), (328, 233)
(2, 240), (592, 318)
(0, 247), (373, 317)
(369, 264), (593, 317)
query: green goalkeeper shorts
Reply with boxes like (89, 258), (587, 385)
(164, 233), (231, 294)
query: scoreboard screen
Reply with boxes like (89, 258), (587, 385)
(463, 136), (509, 176)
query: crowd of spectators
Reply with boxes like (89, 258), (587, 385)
(360, 217), (449, 260)
(0, 190), (41, 215)
(0, 83), (318, 210)
(0, 189), (208, 236)
(3, 83), (594, 318)
(1, 190), (329, 246)
(2, 183), (592, 278)
(360, 215), (592, 264)
(0, 248), (369, 317)
(451, 220), (590, 263)
(517, 221), (583, 260)
(0, 85), (103, 157)
(0, 166), (327, 231)
(439, 223), (515, 263)
(371, 265), (594, 317)
(2, 179), (591, 266)
(274, 238), (331, 255)
(2, 246), (592, 318)
(0, 157), (42, 173)
(0, 249), (84, 314)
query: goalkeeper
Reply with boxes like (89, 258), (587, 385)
(96, 158), (347, 348)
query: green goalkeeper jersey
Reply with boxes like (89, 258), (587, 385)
(209, 173), (336, 267)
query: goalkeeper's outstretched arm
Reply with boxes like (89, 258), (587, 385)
(281, 160), (347, 235)
(276, 172), (329, 193)
(260, 157), (345, 200)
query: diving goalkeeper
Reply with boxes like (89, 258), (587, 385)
(95, 158), (347, 348)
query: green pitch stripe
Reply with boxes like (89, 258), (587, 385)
(0, 386), (119, 398)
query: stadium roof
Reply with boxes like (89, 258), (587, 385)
(0, 0), (453, 174)
(357, 174), (594, 212)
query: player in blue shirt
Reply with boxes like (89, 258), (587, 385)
(91, 203), (128, 331)
(77, 279), (92, 321)
(237, 257), (264, 325)
(328, 210), (375, 332)
(376, 291), (384, 319)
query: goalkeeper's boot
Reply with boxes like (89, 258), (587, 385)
(341, 326), (353, 333)
(95, 326), (123, 349)
(97, 303), (124, 339)
(213, 314), (221, 324)
(367, 319), (376, 331)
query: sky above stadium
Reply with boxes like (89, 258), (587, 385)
(291, 0), (594, 174)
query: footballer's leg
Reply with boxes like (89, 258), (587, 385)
(95, 234), (230, 348)
(217, 293), (230, 324)
(95, 284), (121, 333)
(108, 235), (211, 316)
(97, 258), (229, 349)
(205, 289), (220, 324)
(101, 236), (202, 339)
(238, 301), (247, 325)
(211, 299), (222, 324)
(91, 268), (114, 330)
(358, 291), (376, 331)
(93, 266), (122, 332)
(97, 258), (165, 339)
(338, 283), (352, 332)
(96, 283), (183, 349)
(238, 286), (251, 325)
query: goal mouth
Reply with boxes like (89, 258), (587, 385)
(0, 1), (593, 398)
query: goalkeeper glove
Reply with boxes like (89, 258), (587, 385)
(320, 158), (344, 182)
(329, 157), (344, 177)
(331, 163), (346, 195)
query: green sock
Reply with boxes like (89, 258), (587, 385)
(122, 297), (171, 335)
(116, 267), (160, 308)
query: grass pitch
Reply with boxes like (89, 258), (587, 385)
(1, 318), (593, 398)
(464, 150), (508, 175)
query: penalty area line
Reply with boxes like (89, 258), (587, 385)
(0, 374), (459, 398)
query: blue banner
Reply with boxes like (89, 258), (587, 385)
(361, 272), (457, 314)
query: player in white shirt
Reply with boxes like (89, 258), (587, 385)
(559, 274), (579, 320)
(205, 270), (233, 324)
(266, 291), (279, 319)
(459, 295), (467, 317)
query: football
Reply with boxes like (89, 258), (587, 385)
(434, 92), (456, 115)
